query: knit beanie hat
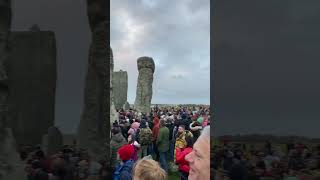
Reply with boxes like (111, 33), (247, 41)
(117, 144), (134, 161)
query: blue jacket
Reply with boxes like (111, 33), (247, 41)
(113, 159), (134, 180)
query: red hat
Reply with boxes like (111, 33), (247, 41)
(117, 144), (134, 161)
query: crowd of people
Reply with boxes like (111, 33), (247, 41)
(212, 140), (320, 180)
(21, 105), (211, 180)
(112, 105), (211, 180)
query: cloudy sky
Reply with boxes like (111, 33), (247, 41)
(10, 0), (209, 133)
(213, 0), (320, 138)
(111, 0), (210, 105)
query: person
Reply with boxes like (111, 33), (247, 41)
(176, 135), (193, 180)
(127, 134), (140, 162)
(110, 126), (127, 170)
(113, 144), (135, 180)
(156, 119), (170, 173)
(165, 118), (175, 161)
(152, 115), (160, 160)
(77, 159), (89, 180)
(174, 125), (193, 162)
(185, 126), (210, 180)
(128, 120), (140, 137)
(189, 117), (202, 142)
(136, 119), (153, 158)
(132, 159), (167, 180)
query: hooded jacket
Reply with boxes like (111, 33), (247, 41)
(152, 117), (160, 141)
(113, 160), (134, 180)
(110, 133), (127, 169)
(176, 147), (193, 173)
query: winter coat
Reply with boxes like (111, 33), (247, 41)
(130, 142), (140, 162)
(174, 130), (193, 161)
(189, 121), (202, 142)
(110, 133), (127, 169)
(156, 126), (170, 152)
(175, 147), (192, 173)
(152, 121), (160, 142)
(113, 160), (134, 180)
(165, 122), (174, 141)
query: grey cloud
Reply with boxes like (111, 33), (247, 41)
(111, 0), (210, 104)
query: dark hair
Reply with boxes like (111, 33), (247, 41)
(185, 136), (194, 148)
(160, 119), (166, 127)
(35, 150), (45, 159)
(140, 119), (147, 128)
(111, 127), (121, 134)
(179, 125), (185, 130)
(31, 160), (42, 169)
(128, 134), (135, 144)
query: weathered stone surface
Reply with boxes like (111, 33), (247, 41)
(134, 57), (155, 113)
(41, 134), (48, 155)
(0, 128), (25, 180)
(77, 0), (110, 162)
(7, 29), (56, 146)
(123, 101), (130, 110)
(112, 70), (128, 110)
(47, 126), (63, 156)
(0, 1), (25, 179)
(110, 48), (118, 123)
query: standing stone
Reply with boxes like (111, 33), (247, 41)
(47, 127), (63, 156)
(134, 57), (155, 113)
(8, 28), (56, 147)
(110, 48), (118, 123)
(0, 0), (25, 179)
(123, 101), (130, 110)
(41, 134), (48, 155)
(112, 70), (128, 110)
(77, 0), (109, 162)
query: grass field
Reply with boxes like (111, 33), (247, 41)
(168, 171), (180, 180)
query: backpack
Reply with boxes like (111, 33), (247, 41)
(138, 128), (152, 146)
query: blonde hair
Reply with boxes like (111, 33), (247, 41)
(133, 159), (167, 180)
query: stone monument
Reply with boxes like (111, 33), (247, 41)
(47, 126), (63, 156)
(134, 57), (155, 113)
(0, 0), (25, 179)
(110, 48), (118, 123)
(112, 70), (128, 110)
(123, 101), (130, 110)
(77, 0), (109, 162)
(8, 27), (56, 147)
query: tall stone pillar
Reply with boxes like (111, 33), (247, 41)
(112, 70), (128, 110)
(8, 28), (56, 147)
(77, 0), (109, 162)
(47, 126), (63, 156)
(110, 48), (118, 123)
(0, 0), (25, 179)
(134, 57), (155, 114)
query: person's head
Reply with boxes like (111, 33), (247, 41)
(140, 119), (147, 128)
(178, 125), (185, 133)
(111, 126), (121, 135)
(35, 149), (45, 159)
(160, 119), (166, 127)
(24, 163), (33, 175)
(185, 126), (210, 180)
(127, 134), (135, 144)
(185, 135), (194, 148)
(117, 144), (134, 162)
(133, 159), (167, 180)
